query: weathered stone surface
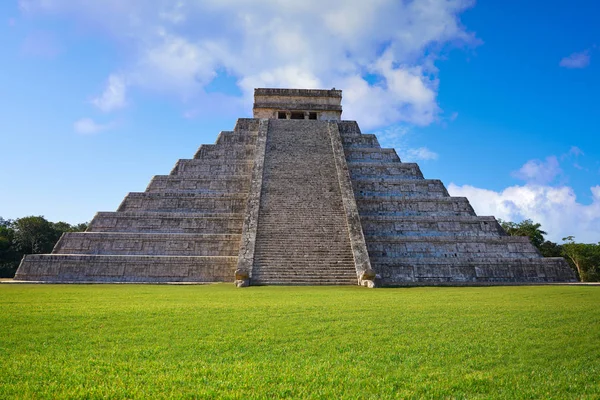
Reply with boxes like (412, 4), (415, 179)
(15, 88), (576, 285)
(250, 119), (358, 285)
(339, 117), (576, 285)
(15, 255), (237, 282)
(236, 119), (268, 277)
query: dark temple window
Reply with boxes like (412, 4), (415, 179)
(277, 111), (287, 119)
(290, 112), (304, 120)
(309, 112), (317, 120)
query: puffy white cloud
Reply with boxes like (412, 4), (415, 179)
(559, 50), (591, 69)
(91, 74), (127, 112)
(73, 118), (115, 135)
(511, 156), (562, 184)
(19, 0), (478, 128)
(448, 183), (600, 243)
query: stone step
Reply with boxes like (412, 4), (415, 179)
(118, 192), (248, 213)
(345, 148), (401, 163)
(215, 131), (258, 146)
(234, 118), (261, 133)
(341, 134), (380, 148)
(53, 232), (241, 257)
(88, 212), (243, 234)
(255, 245), (351, 250)
(146, 175), (251, 194)
(360, 215), (504, 237)
(337, 121), (362, 136)
(370, 257), (576, 284)
(366, 236), (541, 259)
(356, 197), (476, 217)
(170, 160), (253, 176)
(253, 257), (355, 262)
(14, 254), (237, 282)
(251, 281), (358, 286)
(349, 162), (424, 180)
(353, 178), (449, 198)
(252, 270), (357, 276)
(252, 274), (357, 280)
(193, 144), (256, 161)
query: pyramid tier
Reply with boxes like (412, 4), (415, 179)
(15, 255), (236, 282)
(213, 131), (258, 146)
(88, 212), (243, 234)
(353, 178), (449, 198)
(345, 147), (400, 162)
(356, 196), (476, 216)
(365, 236), (540, 259)
(53, 232), (241, 256)
(146, 176), (251, 194)
(170, 160), (253, 177)
(359, 215), (504, 238)
(117, 192), (248, 213)
(192, 143), (256, 161)
(348, 162), (424, 180)
(371, 256), (574, 283)
(342, 134), (380, 148)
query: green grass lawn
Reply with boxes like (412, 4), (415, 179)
(1, 284), (599, 399)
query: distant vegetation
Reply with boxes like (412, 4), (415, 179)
(499, 219), (599, 282)
(0, 216), (88, 278)
(0, 285), (598, 398)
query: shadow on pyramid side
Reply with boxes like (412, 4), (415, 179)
(15, 88), (577, 285)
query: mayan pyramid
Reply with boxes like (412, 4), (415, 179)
(15, 88), (576, 286)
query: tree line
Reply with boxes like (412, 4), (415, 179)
(499, 219), (599, 282)
(0, 216), (88, 278)
(1, 215), (597, 281)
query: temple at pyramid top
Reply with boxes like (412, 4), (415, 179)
(253, 88), (343, 121)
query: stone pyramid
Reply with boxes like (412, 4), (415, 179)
(15, 88), (576, 286)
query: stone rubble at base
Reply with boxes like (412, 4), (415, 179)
(14, 88), (577, 286)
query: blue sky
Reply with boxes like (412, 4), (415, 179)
(1, 0), (598, 242)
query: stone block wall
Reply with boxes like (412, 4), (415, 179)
(339, 120), (577, 284)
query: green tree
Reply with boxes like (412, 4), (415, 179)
(0, 216), (89, 278)
(499, 219), (547, 249)
(0, 222), (21, 278)
(561, 236), (600, 282)
(12, 216), (59, 255)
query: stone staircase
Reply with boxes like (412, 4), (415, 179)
(15, 119), (260, 282)
(339, 121), (576, 284)
(251, 120), (357, 285)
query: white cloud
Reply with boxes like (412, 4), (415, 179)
(448, 183), (600, 243)
(403, 147), (439, 161)
(19, 0), (478, 129)
(559, 50), (591, 69)
(91, 74), (127, 112)
(511, 156), (562, 184)
(73, 118), (115, 135)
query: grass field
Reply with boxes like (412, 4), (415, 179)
(1, 284), (599, 399)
